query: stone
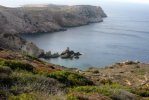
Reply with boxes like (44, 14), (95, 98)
(51, 52), (59, 58)
(45, 51), (52, 58)
(111, 90), (141, 100)
(61, 53), (71, 59)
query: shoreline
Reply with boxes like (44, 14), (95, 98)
(19, 18), (106, 35)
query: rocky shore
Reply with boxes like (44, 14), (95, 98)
(0, 4), (106, 57)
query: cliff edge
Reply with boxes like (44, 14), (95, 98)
(0, 5), (106, 34)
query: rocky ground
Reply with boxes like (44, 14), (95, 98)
(83, 61), (149, 87)
(82, 61), (149, 99)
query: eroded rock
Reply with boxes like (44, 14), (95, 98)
(60, 47), (82, 59)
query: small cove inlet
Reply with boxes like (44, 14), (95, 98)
(21, 3), (149, 69)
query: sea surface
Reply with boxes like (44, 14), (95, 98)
(21, 2), (149, 69)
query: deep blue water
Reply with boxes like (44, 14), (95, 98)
(21, 3), (149, 69)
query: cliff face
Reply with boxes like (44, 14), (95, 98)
(0, 5), (106, 57)
(0, 33), (44, 57)
(0, 5), (106, 34)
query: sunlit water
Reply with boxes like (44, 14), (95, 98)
(21, 3), (149, 69)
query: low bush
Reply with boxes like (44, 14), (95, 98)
(10, 70), (64, 95)
(67, 93), (112, 100)
(9, 93), (37, 100)
(0, 70), (65, 99)
(0, 66), (13, 86)
(132, 87), (149, 97)
(0, 65), (12, 75)
(0, 59), (34, 72)
(47, 71), (93, 86)
(68, 83), (131, 97)
(9, 92), (66, 100)
(0, 90), (8, 100)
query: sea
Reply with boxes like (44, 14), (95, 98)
(21, 2), (149, 69)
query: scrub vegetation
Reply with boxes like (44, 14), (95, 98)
(0, 50), (148, 100)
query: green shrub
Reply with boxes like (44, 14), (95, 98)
(100, 79), (112, 85)
(10, 70), (64, 95)
(0, 59), (34, 72)
(0, 66), (13, 85)
(68, 83), (130, 96)
(47, 71), (93, 86)
(0, 66), (12, 74)
(67, 95), (78, 100)
(9, 93), (37, 100)
(132, 88), (149, 97)
(9, 92), (66, 100)
(0, 90), (8, 100)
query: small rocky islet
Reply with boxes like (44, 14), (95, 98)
(40, 47), (82, 59)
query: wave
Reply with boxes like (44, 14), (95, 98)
(92, 30), (143, 39)
(104, 27), (149, 34)
(106, 44), (149, 53)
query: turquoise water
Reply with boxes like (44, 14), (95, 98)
(21, 3), (149, 69)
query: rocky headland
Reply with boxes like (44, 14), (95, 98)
(0, 4), (106, 57)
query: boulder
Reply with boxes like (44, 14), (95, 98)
(44, 51), (52, 58)
(61, 53), (71, 59)
(51, 52), (59, 58)
(111, 90), (141, 100)
(74, 56), (79, 59)
(74, 52), (82, 56)
(61, 47), (70, 55)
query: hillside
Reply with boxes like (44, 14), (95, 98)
(0, 49), (148, 100)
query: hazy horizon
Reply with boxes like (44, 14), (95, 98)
(0, 0), (149, 7)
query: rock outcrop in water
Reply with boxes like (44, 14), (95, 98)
(0, 4), (106, 57)
(40, 47), (82, 59)
(60, 47), (82, 59)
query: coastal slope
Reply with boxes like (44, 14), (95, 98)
(0, 50), (148, 100)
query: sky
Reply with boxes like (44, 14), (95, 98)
(0, 0), (149, 7)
